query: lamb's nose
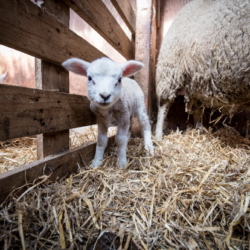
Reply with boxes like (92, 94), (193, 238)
(100, 94), (111, 102)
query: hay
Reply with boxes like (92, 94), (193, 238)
(0, 126), (117, 174)
(0, 137), (37, 174)
(0, 128), (250, 249)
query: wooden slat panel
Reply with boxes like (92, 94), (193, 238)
(36, 0), (70, 160)
(63, 0), (135, 59)
(0, 84), (96, 141)
(0, 137), (115, 204)
(0, 0), (105, 65)
(110, 0), (136, 34)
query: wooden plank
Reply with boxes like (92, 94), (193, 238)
(134, 0), (157, 116)
(129, 0), (137, 13)
(40, 0), (69, 25)
(156, 0), (161, 28)
(0, 137), (115, 204)
(37, 131), (70, 159)
(0, 0), (105, 65)
(35, 59), (70, 93)
(0, 84), (96, 141)
(35, 0), (70, 160)
(63, 0), (135, 59)
(110, 0), (136, 34)
(36, 61), (70, 159)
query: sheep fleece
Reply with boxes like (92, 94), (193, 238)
(156, 0), (250, 112)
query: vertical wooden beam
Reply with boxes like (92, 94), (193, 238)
(132, 0), (157, 137)
(35, 1), (70, 160)
(135, 0), (157, 117)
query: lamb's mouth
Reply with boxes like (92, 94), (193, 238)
(98, 102), (110, 106)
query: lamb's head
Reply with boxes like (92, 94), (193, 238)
(62, 57), (144, 109)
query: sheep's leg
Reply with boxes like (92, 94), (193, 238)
(137, 107), (154, 156)
(91, 122), (108, 168)
(116, 125), (130, 169)
(193, 106), (204, 129)
(155, 103), (169, 141)
(246, 120), (250, 138)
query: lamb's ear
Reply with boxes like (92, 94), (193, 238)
(62, 58), (90, 76)
(120, 60), (144, 77)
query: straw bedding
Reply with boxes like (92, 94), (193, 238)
(0, 127), (250, 249)
(0, 137), (37, 174)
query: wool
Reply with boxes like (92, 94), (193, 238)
(155, 0), (250, 139)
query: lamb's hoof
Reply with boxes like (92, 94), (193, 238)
(155, 132), (163, 141)
(117, 158), (127, 169)
(145, 141), (154, 156)
(195, 124), (206, 134)
(91, 159), (102, 168)
(155, 137), (162, 141)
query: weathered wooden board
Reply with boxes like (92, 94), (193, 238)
(35, 59), (70, 92)
(0, 137), (115, 204)
(0, 84), (96, 141)
(110, 0), (136, 34)
(36, 60), (71, 159)
(35, 1), (70, 160)
(135, 0), (157, 116)
(63, 0), (135, 59)
(0, 0), (105, 65)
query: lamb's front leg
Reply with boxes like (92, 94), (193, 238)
(116, 125), (130, 169)
(91, 122), (108, 168)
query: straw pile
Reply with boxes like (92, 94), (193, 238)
(0, 128), (250, 249)
(0, 137), (37, 174)
(0, 126), (116, 174)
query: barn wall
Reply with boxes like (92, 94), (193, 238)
(0, 0), (132, 95)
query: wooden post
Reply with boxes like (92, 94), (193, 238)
(36, 1), (70, 159)
(133, 0), (157, 135)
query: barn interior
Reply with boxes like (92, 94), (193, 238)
(0, 0), (249, 249)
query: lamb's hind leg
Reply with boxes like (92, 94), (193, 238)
(192, 101), (204, 130)
(137, 106), (154, 156)
(155, 102), (169, 141)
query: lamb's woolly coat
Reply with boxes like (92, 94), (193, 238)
(155, 0), (250, 139)
(62, 57), (154, 168)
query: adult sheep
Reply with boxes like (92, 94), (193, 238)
(155, 0), (250, 140)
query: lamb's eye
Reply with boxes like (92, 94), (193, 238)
(88, 76), (92, 81)
(115, 78), (121, 86)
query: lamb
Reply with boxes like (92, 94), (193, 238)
(62, 57), (154, 168)
(155, 0), (250, 140)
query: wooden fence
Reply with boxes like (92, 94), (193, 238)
(0, 0), (158, 203)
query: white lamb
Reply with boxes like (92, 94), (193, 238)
(62, 57), (154, 169)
